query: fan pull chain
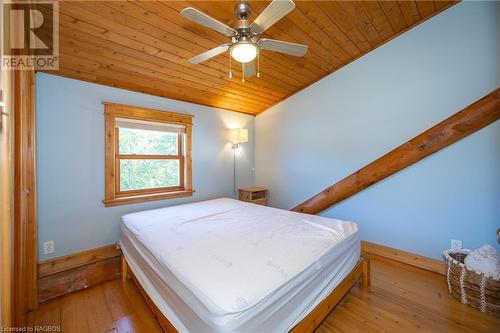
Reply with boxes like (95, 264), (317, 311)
(242, 62), (245, 82)
(257, 51), (260, 78)
(229, 55), (232, 79)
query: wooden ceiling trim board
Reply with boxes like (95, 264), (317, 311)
(152, 1), (231, 41)
(262, 20), (338, 73)
(336, 1), (384, 49)
(52, 66), (257, 115)
(53, 66), (166, 101)
(57, 54), (261, 114)
(358, 1), (395, 41)
(43, 17), (287, 104)
(59, 3), (246, 80)
(252, 24), (326, 76)
(156, 1), (232, 43)
(182, 0), (332, 77)
(49, 33), (278, 108)
(41, 6), (177, 60)
(39, 20), (271, 110)
(62, 47), (272, 110)
(315, 1), (371, 53)
(57, 54), (261, 113)
(59, 53), (100, 72)
(285, 8), (351, 63)
(417, 1), (437, 19)
(246, 1), (341, 70)
(73, 2), (210, 56)
(288, 7), (351, 63)
(43, 1), (458, 115)
(379, 1), (408, 32)
(59, 3), (300, 93)
(56, 67), (97, 82)
(40, 5), (290, 102)
(137, 1), (320, 85)
(119, 0), (228, 49)
(264, 17), (339, 70)
(116, 4), (234, 64)
(434, 1), (452, 11)
(398, 1), (422, 27)
(39, 12), (267, 100)
(294, 1), (360, 58)
(59, 33), (281, 105)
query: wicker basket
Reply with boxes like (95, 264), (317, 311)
(443, 249), (500, 317)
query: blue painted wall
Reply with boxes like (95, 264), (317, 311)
(255, 2), (500, 259)
(36, 73), (255, 260)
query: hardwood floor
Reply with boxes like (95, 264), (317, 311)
(27, 255), (499, 333)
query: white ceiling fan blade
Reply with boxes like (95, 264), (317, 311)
(189, 44), (230, 64)
(250, 0), (295, 34)
(181, 7), (237, 37)
(243, 60), (257, 78)
(259, 39), (308, 57)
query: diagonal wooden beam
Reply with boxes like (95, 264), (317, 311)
(292, 88), (500, 214)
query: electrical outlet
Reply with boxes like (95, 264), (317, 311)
(451, 239), (462, 251)
(43, 240), (54, 255)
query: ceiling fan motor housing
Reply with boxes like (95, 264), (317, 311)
(233, 2), (255, 42)
(233, 19), (250, 31)
(234, 2), (252, 20)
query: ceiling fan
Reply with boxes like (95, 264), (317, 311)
(181, 0), (308, 81)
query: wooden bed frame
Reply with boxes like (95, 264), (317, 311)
(121, 255), (371, 333)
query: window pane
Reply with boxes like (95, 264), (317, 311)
(120, 159), (180, 191)
(119, 128), (178, 155)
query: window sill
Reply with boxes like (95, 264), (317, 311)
(103, 190), (194, 207)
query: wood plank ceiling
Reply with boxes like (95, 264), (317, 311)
(39, 1), (458, 115)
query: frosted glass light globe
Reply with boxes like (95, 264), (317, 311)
(230, 43), (257, 63)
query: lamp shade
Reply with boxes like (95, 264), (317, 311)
(230, 43), (257, 63)
(230, 128), (248, 144)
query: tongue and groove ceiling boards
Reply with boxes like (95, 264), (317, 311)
(38, 1), (458, 115)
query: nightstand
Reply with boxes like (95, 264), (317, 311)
(238, 186), (268, 206)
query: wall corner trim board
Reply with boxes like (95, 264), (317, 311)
(13, 69), (38, 320)
(292, 88), (500, 215)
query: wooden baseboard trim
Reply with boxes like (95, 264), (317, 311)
(361, 240), (445, 275)
(38, 244), (121, 277)
(38, 244), (121, 303)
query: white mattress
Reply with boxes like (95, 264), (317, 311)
(120, 198), (360, 333)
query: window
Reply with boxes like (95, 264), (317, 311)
(103, 103), (193, 207)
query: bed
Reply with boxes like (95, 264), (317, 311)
(120, 198), (370, 333)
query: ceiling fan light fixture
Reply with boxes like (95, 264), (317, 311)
(230, 42), (257, 63)
(183, 0), (308, 80)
